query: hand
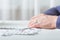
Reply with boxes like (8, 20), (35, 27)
(28, 14), (58, 29)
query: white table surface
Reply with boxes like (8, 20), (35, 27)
(0, 21), (60, 40)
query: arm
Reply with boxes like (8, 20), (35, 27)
(44, 7), (59, 16)
(44, 7), (60, 29)
(28, 6), (60, 29)
(56, 16), (60, 29)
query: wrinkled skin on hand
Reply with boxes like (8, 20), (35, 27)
(28, 14), (58, 29)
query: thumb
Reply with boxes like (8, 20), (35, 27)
(29, 23), (41, 28)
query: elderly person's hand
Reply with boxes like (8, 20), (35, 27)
(28, 14), (58, 29)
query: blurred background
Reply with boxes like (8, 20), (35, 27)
(0, 0), (60, 20)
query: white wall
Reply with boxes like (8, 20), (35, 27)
(0, 0), (60, 20)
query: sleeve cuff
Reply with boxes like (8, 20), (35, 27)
(56, 16), (60, 29)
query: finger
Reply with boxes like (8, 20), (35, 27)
(28, 18), (38, 26)
(29, 23), (41, 28)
